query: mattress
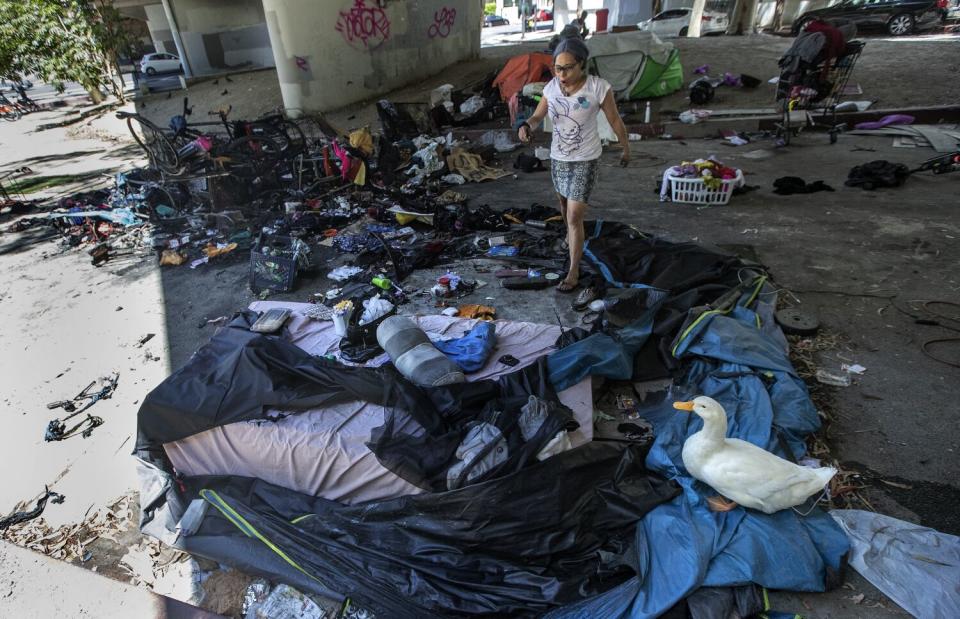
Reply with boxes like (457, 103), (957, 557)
(165, 303), (593, 504)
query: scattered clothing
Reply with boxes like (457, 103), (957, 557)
(773, 176), (835, 195)
(845, 160), (910, 190)
(853, 114), (915, 130)
(514, 152), (546, 173)
(433, 321), (497, 372)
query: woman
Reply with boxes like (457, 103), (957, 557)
(518, 38), (629, 292)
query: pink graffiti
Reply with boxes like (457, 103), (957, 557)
(428, 7), (457, 38)
(295, 56), (309, 71)
(336, 0), (391, 50)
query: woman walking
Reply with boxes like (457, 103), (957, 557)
(518, 37), (629, 292)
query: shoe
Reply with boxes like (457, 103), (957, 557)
(572, 286), (598, 310)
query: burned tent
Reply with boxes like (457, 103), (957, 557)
(135, 224), (848, 617)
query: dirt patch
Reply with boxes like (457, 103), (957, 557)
(201, 569), (259, 618)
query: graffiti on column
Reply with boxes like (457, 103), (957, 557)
(427, 7), (457, 38)
(335, 0), (391, 50)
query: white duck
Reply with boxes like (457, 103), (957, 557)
(674, 396), (836, 514)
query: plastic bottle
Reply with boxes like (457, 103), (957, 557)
(644, 101), (651, 124)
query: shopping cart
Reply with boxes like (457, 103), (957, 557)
(775, 39), (866, 146)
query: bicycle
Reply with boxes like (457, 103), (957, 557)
(0, 101), (22, 122)
(118, 106), (283, 180)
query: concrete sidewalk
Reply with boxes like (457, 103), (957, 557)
(0, 540), (223, 618)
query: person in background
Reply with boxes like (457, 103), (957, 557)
(575, 10), (590, 38)
(517, 38), (629, 293)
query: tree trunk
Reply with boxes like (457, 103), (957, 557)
(86, 85), (105, 104)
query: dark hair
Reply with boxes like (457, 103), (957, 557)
(553, 37), (589, 68)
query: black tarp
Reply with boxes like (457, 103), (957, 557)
(135, 310), (681, 616)
(189, 441), (678, 618)
(581, 222), (756, 380)
(133, 224), (788, 617)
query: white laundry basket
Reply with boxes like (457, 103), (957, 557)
(668, 170), (744, 206)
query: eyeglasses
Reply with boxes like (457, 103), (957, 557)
(554, 63), (579, 74)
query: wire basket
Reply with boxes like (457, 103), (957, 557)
(249, 235), (303, 294)
(668, 170), (743, 206)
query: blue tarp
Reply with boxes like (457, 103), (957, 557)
(433, 321), (497, 373)
(547, 302), (662, 392)
(547, 285), (849, 618)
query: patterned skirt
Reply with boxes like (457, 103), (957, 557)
(551, 158), (600, 203)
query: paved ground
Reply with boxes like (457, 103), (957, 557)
(2, 32), (959, 615)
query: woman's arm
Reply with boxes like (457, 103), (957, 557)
(600, 90), (630, 165)
(518, 96), (549, 143)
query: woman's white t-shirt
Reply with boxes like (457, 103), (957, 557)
(543, 75), (612, 162)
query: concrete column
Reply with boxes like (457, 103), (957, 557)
(262, 0), (482, 114)
(144, 4), (172, 53)
(160, 0), (193, 77)
(686, 0), (707, 37)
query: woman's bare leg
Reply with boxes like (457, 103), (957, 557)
(556, 193), (568, 225)
(561, 199), (587, 289)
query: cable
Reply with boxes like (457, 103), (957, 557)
(921, 338), (960, 369)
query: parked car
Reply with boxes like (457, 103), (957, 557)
(140, 52), (182, 75)
(527, 9), (553, 28)
(483, 14), (510, 27)
(638, 8), (729, 37)
(791, 0), (939, 36)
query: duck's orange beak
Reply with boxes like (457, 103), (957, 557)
(673, 401), (695, 411)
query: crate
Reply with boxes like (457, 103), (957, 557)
(668, 170), (743, 206)
(249, 235), (301, 294)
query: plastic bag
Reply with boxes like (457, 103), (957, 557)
(359, 295), (394, 325)
(460, 95), (485, 116)
(832, 509), (960, 619)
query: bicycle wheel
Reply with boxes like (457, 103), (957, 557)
(220, 135), (282, 179)
(2, 107), (22, 121)
(126, 116), (180, 173)
(270, 118), (307, 155)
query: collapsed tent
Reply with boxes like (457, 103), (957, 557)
(135, 308), (679, 616)
(586, 31), (683, 100)
(135, 223), (850, 617)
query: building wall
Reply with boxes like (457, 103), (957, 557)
(169, 0), (275, 74)
(263, 0), (482, 113)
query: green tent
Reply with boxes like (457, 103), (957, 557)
(586, 31), (683, 100)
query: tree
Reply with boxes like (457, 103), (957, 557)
(0, 0), (133, 103)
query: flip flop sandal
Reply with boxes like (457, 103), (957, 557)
(581, 310), (601, 325)
(572, 287), (599, 311)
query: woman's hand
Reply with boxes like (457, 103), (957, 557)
(620, 149), (631, 168)
(518, 123), (532, 144)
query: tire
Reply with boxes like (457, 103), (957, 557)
(679, 26), (688, 37)
(888, 13), (914, 35)
(145, 67), (157, 76)
(126, 116), (180, 173)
